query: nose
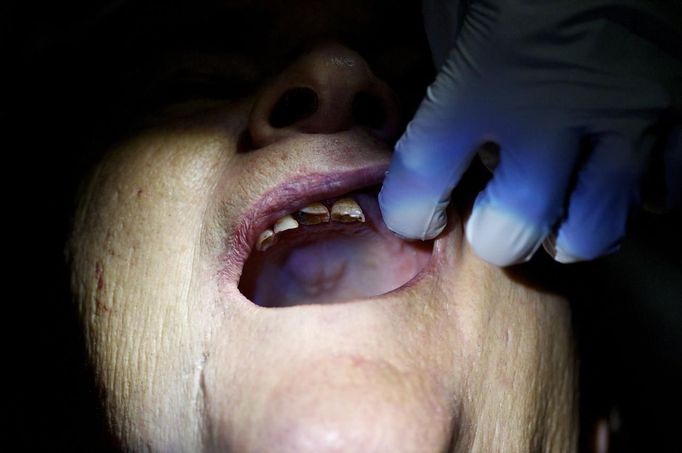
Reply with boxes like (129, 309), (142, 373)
(248, 41), (402, 148)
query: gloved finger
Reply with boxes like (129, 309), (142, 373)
(378, 119), (481, 240)
(378, 55), (486, 240)
(465, 130), (582, 266)
(544, 133), (643, 263)
(379, 4), (496, 241)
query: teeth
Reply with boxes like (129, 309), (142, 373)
(256, 197), (366, 252)
(274, 214), (299, 234)
(256, 229), (276, 252)
(330, 197), (365, 223)
(295, 202), (330, 225)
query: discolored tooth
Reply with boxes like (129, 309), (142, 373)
(331, 197), (365, 223)
(256, 229), (276, 252)
(295, 202), (330, 225)
(274, 214), (299, 234)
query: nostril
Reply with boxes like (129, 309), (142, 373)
(352, 92), (387, 130)
(269, 87), (319, 128)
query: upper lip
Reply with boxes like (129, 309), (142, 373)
(219, 158), (389, 284)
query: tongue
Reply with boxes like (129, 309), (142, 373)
(239, 194), (432, 307)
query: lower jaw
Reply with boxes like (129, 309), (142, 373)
(205, 228), (464, 451)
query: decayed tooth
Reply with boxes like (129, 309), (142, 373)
(256, 228), (276, 251)
(295, 202), (330, 225)
(331, 197), (365, 223)
(274, 214), (299, 234)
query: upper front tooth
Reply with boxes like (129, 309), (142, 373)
(295, 202), (330, 225)
(274, 214), (299, 234)
(331, 197), (365, 223)
(256, 228), (276, 251)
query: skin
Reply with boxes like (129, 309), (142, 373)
(67, 2), (579, 451)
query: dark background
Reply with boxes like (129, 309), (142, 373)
(6, 1), (682, 451)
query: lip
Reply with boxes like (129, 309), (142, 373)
(219, 164), (390, 284)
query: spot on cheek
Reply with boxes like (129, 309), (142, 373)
(95, 260), (110, 313)
(96, 261), (105, 291)
(136, 188), (144, 198)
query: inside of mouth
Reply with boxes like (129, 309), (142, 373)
(238, 187), (433, 307)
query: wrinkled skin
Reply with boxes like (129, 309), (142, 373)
(68, 1), (578, 451)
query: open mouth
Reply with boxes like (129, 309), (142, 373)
(230, 167), (434, 307)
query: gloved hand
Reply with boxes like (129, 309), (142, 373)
(379, 0), (682, 266)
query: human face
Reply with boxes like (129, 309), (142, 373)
(68, 1), (578, 451)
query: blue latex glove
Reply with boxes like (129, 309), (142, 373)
(379, 0), (682, 266)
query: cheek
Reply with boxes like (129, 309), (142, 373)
(69, 129), (231, 450)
